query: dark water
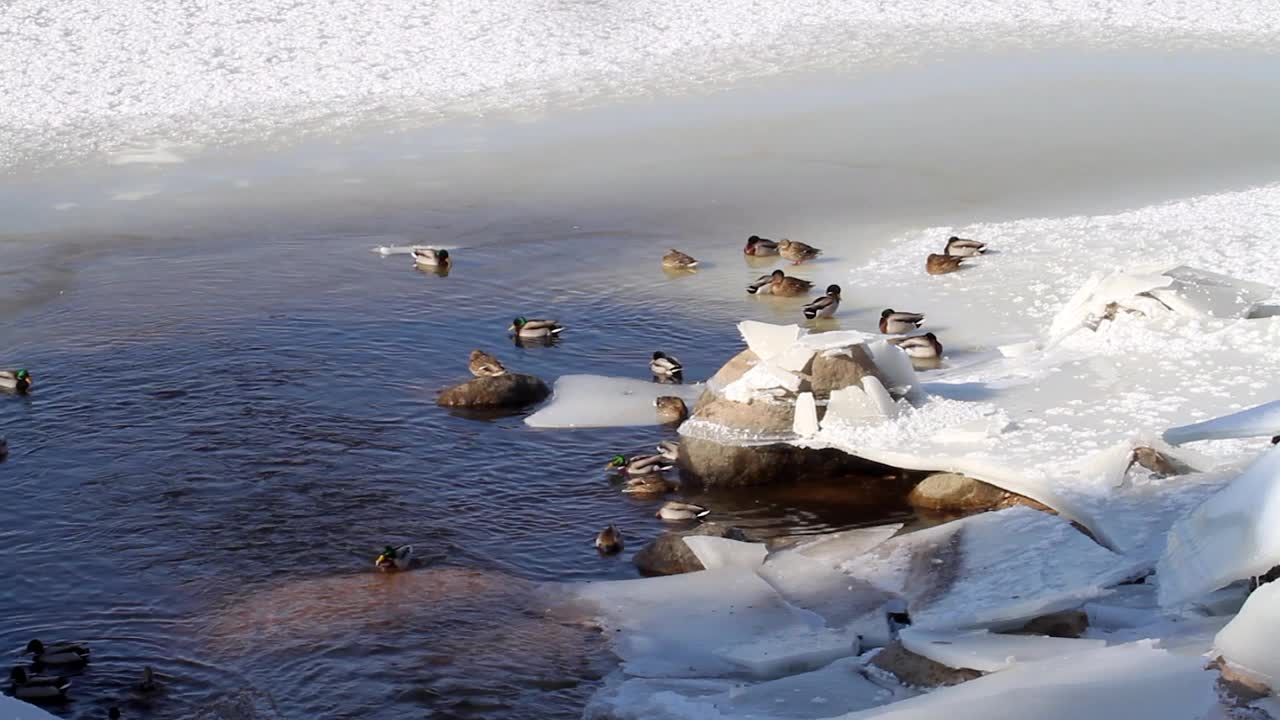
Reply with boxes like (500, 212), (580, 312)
(0, 226), (911, 719)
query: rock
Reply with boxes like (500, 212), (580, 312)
(1210, 656), (1272, 707)
(870, 640), (982, 687)
(804, 346), (886, 398)
(908, 473), (1008, 512)
(633, 523), (750, 576)
(437, 373), (550, 408)
(1011, 609), (1089, 638)
(705, 349), (759, 391)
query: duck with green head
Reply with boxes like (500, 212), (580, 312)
(26, 639), (89, 666)
(9, 666), (70, 703)
(508, 317), (564, 338)
(606, 453), (672, 476)
(375, 544), (413, 571)
(0, 369), (32, 394)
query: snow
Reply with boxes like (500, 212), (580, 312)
(1214, 580), (1280, 691)
(1164, 399), (1280, 445)
(1156, 444), (1280, 607)
(524, 375), (702, 428)
(896, 628), (1105, 672)
(0, 696), (61, 720)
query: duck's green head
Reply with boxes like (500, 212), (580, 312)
(437, 249), (449, 260)
(15, 369), (29, 380)
(375, 545), (397, 566)
(512, 316), (527, 328)
(605, 454), (627, 469)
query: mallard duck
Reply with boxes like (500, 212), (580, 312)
(803, 285), (841, 319)
(655, 396), (688, 425)
(26, 640), (89, 666)
(136, 665), (158, 693)
(374, 544), (413, 571)
(778, 239), (822, 264)
(656, 440), (679, 462)
(0, 369), (32, 394)
(468, 349), (507, 378)
(9, 666), (70, 703)
(650, 352), (683, 378)
(944, 236), (986, 257)
(655, 501), (709, 521)
(411, 247), (451, 268)
(744, 235), (779, 256)
(926, 253), (966, 275)
(746, 273), (775, 295)
(662, 249), (699, 270)
(889, 332), (942, 360)
(605, 453), (672, 475)
(508, 317), (564, 338)
(879, 309), (925, 334)
(621, 475), (678, 496)
(595, 525), (624, 554)
(769, 270), (814, 297)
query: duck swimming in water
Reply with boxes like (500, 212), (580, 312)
(25, 640), (89, 667)
(0, 369), (32, 394)
(655, 396), (689, 425)
(944, 236), (986, 257)
(595, 525), (624, 554)
(778, 239), (822, 264)
(889, 333), (943, 369)
(926, 253), (966, 275)
(411, 247), (451, 269)
(655, 502), (710, 521)
(374, 544), (413, 571)
(879, 309), (925, 334)
(508, 317), (564, 338)
(768, 270), (814, 297)
(744, 235), (779, 256)
(803, 285), (841, 319)
(621, 475), (678, 496)
(9, 666), (70, 703)
(650, 352), (683, 379)
(606, 453), (673, 475)
(468, 350), (508, 378)
(662, 249), (699, 270)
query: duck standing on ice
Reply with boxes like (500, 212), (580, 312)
(803, 285), (841, 319)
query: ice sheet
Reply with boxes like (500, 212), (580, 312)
(684, 536), (769, 570)
(1214, 580), (1280, 690)
(525, 375), (703, 428)
(1157, 445), (1280, 607)
(794, 392), (820, 438)
(1164, 399), (1280, 445)
(897, 628), (1106, 672)
(0, 697), (61, 720)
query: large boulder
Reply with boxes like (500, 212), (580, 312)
(437, 373), (550, 408)
(633, 523), (750, 576)
(907, 473), (1008, 512)
(803, 346), (885, 398)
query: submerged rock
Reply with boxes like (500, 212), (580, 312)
(907, 472), (1007, 512)
(437, 373), (550, 408)
(869, 640), (982, 687)
(1011, 609), (1089, 639)
(633, 523), (750, 576)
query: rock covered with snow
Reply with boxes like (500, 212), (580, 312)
(1213, 580), (1280, 695)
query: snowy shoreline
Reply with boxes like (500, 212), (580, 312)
(571, 183), (1280, 719)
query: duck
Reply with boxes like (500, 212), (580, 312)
(0, 436), (7, 460)
(926, 253), (966, 275)
(110, 708), (122, 720)
(656, 440), (680, 462)
(768, 270), (814, 297)
(778, 239), (822, 264)
(374, 544), (413, 572)
(136, 665), (158, 693)
(655, 501), (710, 521)
(411, 247), (451, 269)
(662, 249), (699, 270)
(25, 640), (89, 667)
(879, 309), (925, 334)
(508, 317), (564, 338)
(650, 352), (683, 378)
(621, 475), (678, 496)
(944, 236), (986, 257)
(745, 273), (775, 295)
(468, 349), (508, 378)
(595, 525), (624, 554)
(655, 396), (688, 425)
(8, 666), (70, 703)
(0, 369), (32, 394)
(744, 235), (779, 256)
(803, 284), (841, 319)
(889, 333), (943, 360)
(605, 453), (673, 475)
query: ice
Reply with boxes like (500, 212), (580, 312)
(1047, 267), (1173, 343)
(800, 331), (881, 353)
(684, 536), (769, 570)
(739, 322), (804, 363)
(897, 628), (1105, 672)
(860, 377), (899, 420)
(1156, 445), (1280, 607)
(823, 386), (892, 427)
(844, 641), (1217, 720)
(863, 341), (920, 399)
(794, 392), (820, 438)
(525, 375), (702, 428)
(786, 524), (904, 566)
(1163, 399), (1280, 445)
(758, 547), (897, 646)
(723, 364), (803, 403)
(1148, 266), (1273, 319)
(0, 697), (61, 720)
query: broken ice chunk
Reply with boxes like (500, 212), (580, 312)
(525, 375), (702, 428)
(861, 376), (898, 419)
(1148, 266), (1273, 320)
(793, 391), (819, 437)
(1163, 399), (1280, 445)
(1215, 580), (1280, 693)
(738, 321), (803, 362)
(897, 628), (1105, 673)
(682, 536), (767, 570)
(864, 340), (920, 399)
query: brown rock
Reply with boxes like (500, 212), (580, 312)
(870, 640), (981, 687)
(1011, 609), (1089, 638)
(437, 373), (550, 408)
(1210, 656), (1272, 707)
(908, 473), (1008, 512)
(705, 349), (759, 390)
(633, 523), (751, 576)
(804, 346), (886, 398)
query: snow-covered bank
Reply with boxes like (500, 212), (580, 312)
(572, 184), (1280, 718)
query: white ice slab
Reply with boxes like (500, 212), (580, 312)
(758, 547), (897, 646)
(683, 536), (768, 570)
(1164, 399), (1280, 445)
(0, 697), (61, 720)
(864, 341), (920, 399)
(723, 362), (802, 403)
(897, 628), (1106, 672)
(1148, 266), (1273, 320)
(845, 641), (1217, 720)
(1157, 445), (1280, 607)
(1214, 581), (1280, 688)
(525, 375), (702, 428)
(739, 321), (804, 362)
(794, 391), (819, 437)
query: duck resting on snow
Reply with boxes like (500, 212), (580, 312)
(0, 369), (32, 394)
(944, 236), (986, 257)
(606, 453), (673, 475)
(655, 501), (709, 521)
(375, 544), (413, 571)
(595, 525), (624, 554)
(650, 351), (683, 378)
(778, 239), (822, 264)
(468, 350), (508, 377)
(744, 235), (779, 256)
(411, 247), (451, 269)
(662, 249), (699, 270)
(926, 253), (966, 275)
(879, 309), (925, 334)
(803, 285), (841, 319)
(508, 317), (564, 338)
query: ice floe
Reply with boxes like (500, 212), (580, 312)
(0, 697), (60, 720)
(1164, 399), (1280, 445)
(896, 628), (1105, 673)
(1215, 580), (1280, 692)
(525, 375), (702, 428)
